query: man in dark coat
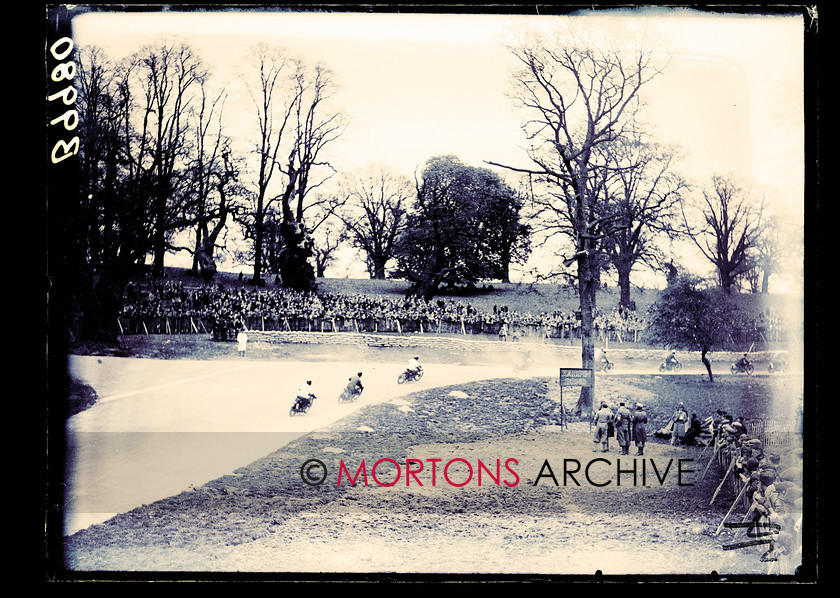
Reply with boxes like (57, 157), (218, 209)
(632, 403), (648, 456)
(615, 401), (632, 455)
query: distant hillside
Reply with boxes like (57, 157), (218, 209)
(151, 267), (797, 318)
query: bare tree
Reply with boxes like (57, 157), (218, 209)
(240, 47), (345, 290)
(310, 216), (348, 278)
(183, 81), (244, 283)
(685, 174), (764, 293)
(753, 210), (800, 294)
(75, 45), (123, 270)
(123, 39), (208, 276)
(71, 45), (144, 343)
(332, 164), (411, 279)
(240, 44), (300, 286)
(275, 61), (347, 291)
(602, 136), (687, 307)
(488, 20), (665, 414)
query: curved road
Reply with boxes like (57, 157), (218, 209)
(64, 354), (554, 536)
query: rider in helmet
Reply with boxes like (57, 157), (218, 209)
(407, 355), (422, 377)
(665, 350), (678, 365)
(346, 372), (364, 395)
(297, 380), (315, 409)
(738, 353), (751, 369)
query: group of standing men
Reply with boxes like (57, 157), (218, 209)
(593, 400), (648, 455)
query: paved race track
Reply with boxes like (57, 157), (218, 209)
(64, 353), (564, 536)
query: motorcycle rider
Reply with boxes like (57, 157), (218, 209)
(346, 372), (364, 396)
(665, 350), (679, 368)
(737, 353), (751, 370)
(296, 380), (316, 410)
(407, 355), (422, 378)
(595, 348), (610, 369)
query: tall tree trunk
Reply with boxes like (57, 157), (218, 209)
(79, 268), (127, 346)
(701, 347), (714, 382)
(575, 252), (597, 416)
(151, 179), (169, 277)
(252, 208), (265, 285)
(719, 268), (734, 294)
(617, 262), (632, 308)
(152, 227), (166, 277)
(191, 226), (205, 275)
(372, 257), (387, 280)
(275, 171), (316, 291)
(278, 219), (316, 292)
(761, 269), (771, 294)
(500, 244), (512, 283)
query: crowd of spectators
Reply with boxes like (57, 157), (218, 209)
(710, 410), (804, 574)
(647, 402), (803, 573)
(118, 280), (787, 344)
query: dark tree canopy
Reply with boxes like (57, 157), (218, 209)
(393, 155), (529, 300)
(646, 275), (735, 381)
(68, 41), (211, 343)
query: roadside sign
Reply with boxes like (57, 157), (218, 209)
(556, 368), (594, 432)
(559, 368), (594, 387)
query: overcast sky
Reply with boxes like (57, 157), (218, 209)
(68, 6), (806, 286)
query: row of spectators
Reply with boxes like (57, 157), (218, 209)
(120, 280), (787, 343)
(710, 410), (803, 573)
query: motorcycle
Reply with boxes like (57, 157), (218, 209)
(659, 359), (682, 372)
(290, 393), (316, 416)
(338, 385), (363, 403)
(768, 356), (789, 373)
(598, 359), (614, 372)
(513, 359), (530, 373)
(730, 360), (754, 375)
(397, 367), (424, 384)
